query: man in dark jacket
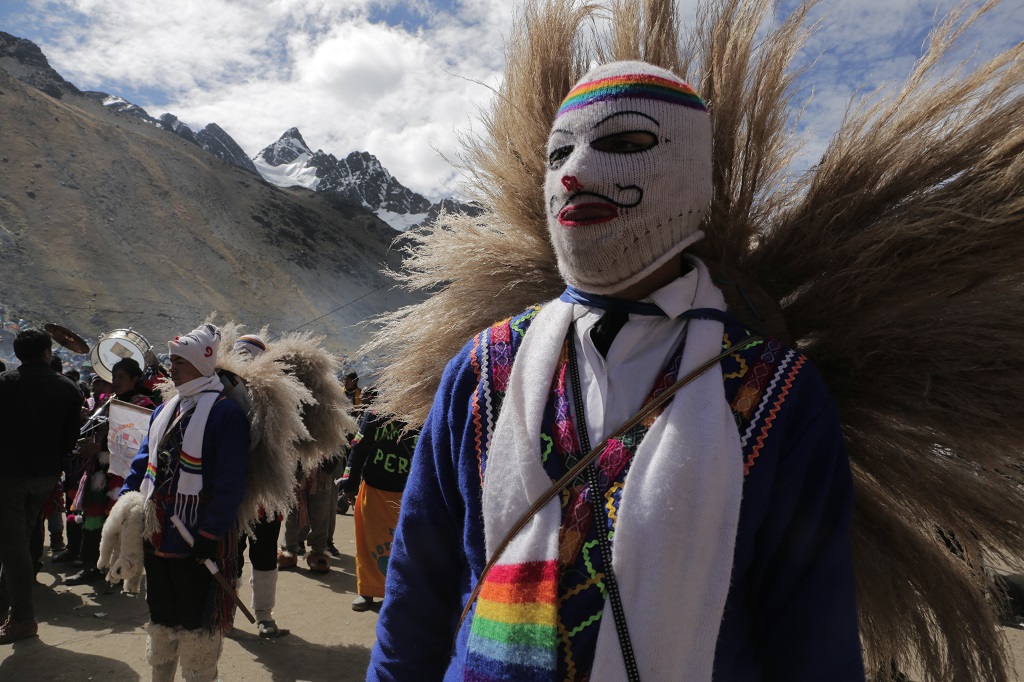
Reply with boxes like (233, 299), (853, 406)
(0, 328), (83, 643)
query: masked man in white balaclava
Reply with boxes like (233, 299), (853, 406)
(121, 323), (250, 682)
(369, 62), (864, 680)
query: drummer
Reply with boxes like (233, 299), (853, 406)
(110, 358), (157, 410)
(91, 329), (164, 404)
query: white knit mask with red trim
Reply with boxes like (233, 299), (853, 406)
(544, 61), (713, 294)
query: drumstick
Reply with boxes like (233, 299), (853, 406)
(169, 515), (256, 624)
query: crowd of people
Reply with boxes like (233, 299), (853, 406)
(0, 322), (417, 680)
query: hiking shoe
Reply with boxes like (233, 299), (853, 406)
(51, 550), (77, 564)
(276, 550), (297, 570)
(305, 551), (330, 573)
(65, 567), (105, 585)
(0, 617), (38, 644)
(351, 595), (374, 612)
(326, 543), (341, 557)
(257, 620), (290, 638)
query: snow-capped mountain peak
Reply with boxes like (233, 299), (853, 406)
(252, 128), (320, 190)
(251, 128), (453, 230)
(256, 127), (313, 166)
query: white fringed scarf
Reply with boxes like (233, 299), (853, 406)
(480, 259), (744, 680)
(141, 373), (223, 527)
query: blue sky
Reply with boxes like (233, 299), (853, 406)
(2, 0), (1020, 200)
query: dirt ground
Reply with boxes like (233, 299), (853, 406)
(2, 511), (1024, 681)
(0, 511), (379, 681)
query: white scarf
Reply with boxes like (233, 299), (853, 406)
(141, 373), (223, 527)
(481, 259), (743, 680)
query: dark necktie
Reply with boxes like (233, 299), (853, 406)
(590, 308), (629, 358)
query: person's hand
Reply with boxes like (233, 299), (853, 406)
(189, 534), (219, 564)
(343, 491), (356, 506)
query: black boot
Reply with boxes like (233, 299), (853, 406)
(65, 567), (105, 585)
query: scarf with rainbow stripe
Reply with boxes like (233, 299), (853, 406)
(464, 259), (744, 680)
(141, 373), (224, 528)
(465, 345), (682, 680)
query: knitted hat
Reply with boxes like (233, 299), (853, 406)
(168, 323), (221, 377)
(235, 334), (267, 359)
(544, 60), (712, 294)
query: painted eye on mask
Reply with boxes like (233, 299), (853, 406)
(548, 144), (574, 170)
(590, 130), (658, 154)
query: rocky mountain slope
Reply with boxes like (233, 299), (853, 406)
(0, 56), (419, 359)
(0, 31), (79, 98)
(77, 92), (263, 176)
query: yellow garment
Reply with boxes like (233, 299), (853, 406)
(354, 483), (403, 597)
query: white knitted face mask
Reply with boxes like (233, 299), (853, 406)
(544, 61), (713, 294)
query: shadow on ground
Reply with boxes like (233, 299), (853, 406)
(0, 637), (141, 681)
(278, 556), (358, 595)
(230, 629), (371, 682)
(34, 569), (150, 635)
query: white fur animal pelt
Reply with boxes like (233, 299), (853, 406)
(98, 491), (148, 594)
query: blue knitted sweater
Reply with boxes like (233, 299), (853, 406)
(369, 308), (864, 681)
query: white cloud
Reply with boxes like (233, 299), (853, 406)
(6, 0), (1022, 199)
(297, 22), (422, 101)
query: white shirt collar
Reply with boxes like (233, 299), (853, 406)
(642, 266), (700, 319)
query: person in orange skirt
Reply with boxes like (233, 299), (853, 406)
(342, 402), (417, 612)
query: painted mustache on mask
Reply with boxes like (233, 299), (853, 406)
(552, 185), (644, 227)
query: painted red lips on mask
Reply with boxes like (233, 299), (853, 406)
(557, 202), (619, 226)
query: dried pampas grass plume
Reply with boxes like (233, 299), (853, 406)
(230, 345), (313, 529)
(743, 2), (1024, 678)
(266, 332), (356, 470)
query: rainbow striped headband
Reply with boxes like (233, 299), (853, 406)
(556, 73), (707, 119)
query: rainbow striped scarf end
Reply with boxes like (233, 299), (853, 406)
(464, 559), (560, 680)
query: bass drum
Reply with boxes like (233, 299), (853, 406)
(90, 329), (159, 382)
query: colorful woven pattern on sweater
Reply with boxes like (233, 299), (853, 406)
(542, 330), (688, 681)
(471, 307), (540, 478)
(466, 311), (803, 680)
(556, 73), (707, 119)
(719, 334), (799, 476)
